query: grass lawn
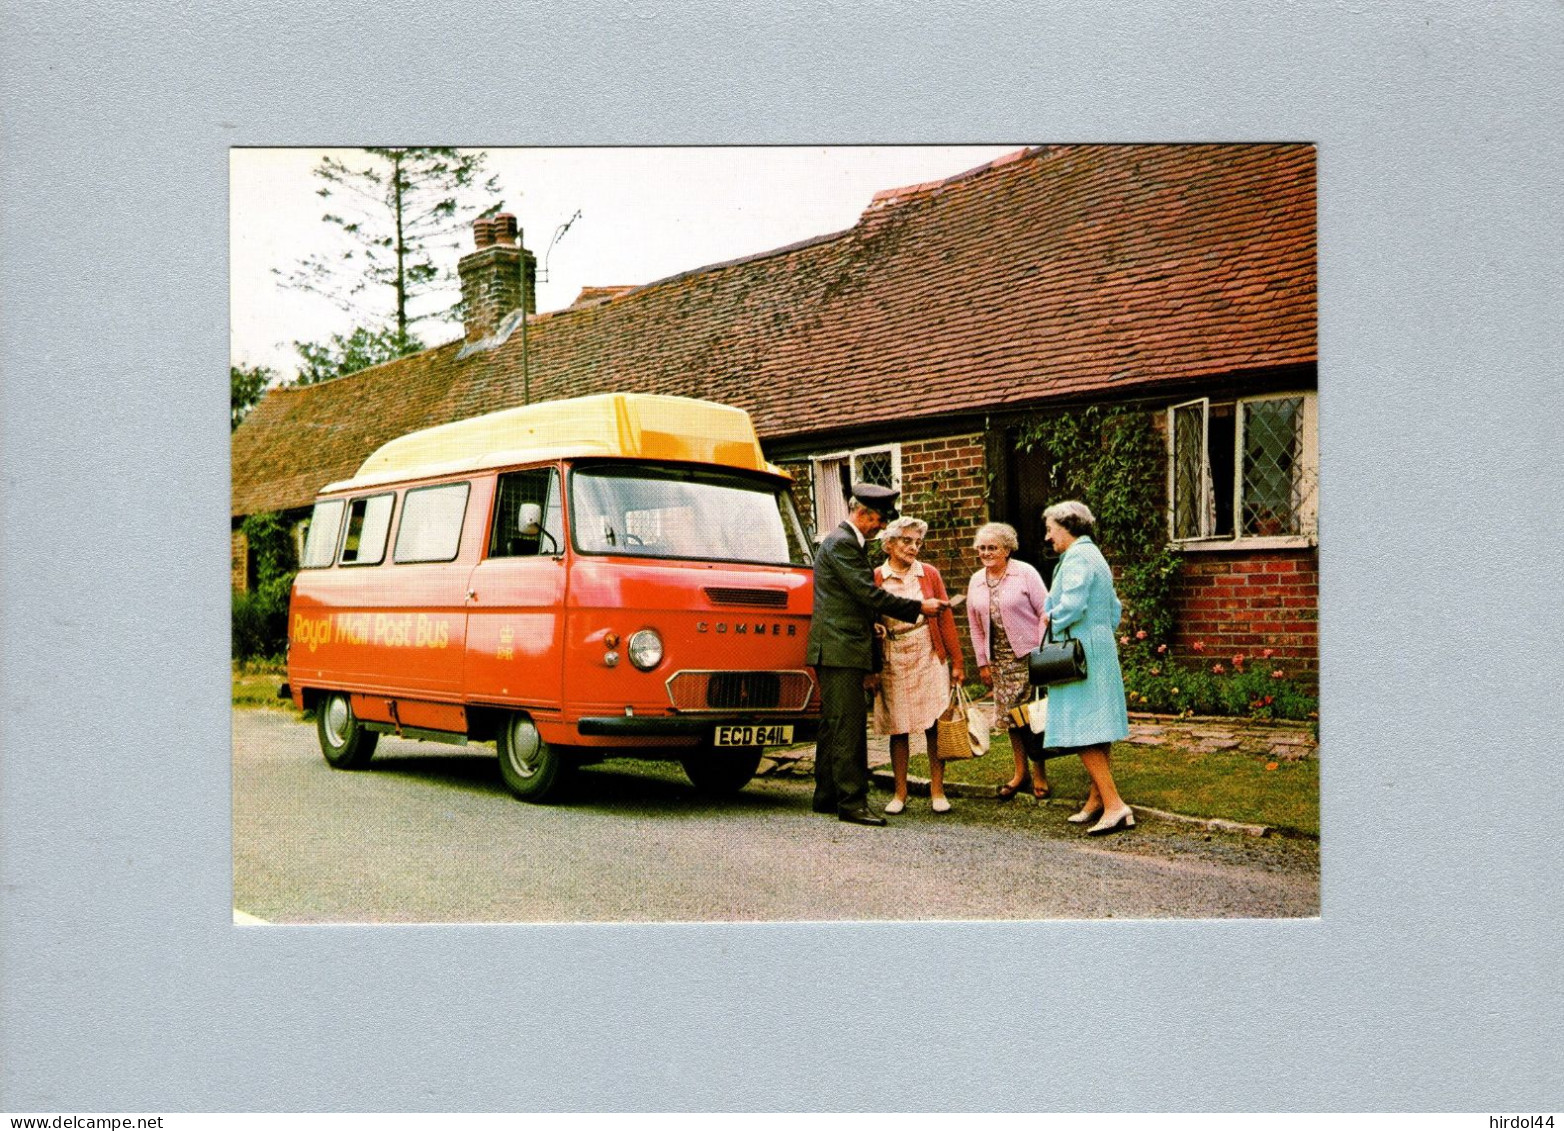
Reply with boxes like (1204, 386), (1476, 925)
(232, 661), (287, 708)
(913, 731), (1318, 837)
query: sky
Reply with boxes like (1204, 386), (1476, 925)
(229, 146), (1022, 379)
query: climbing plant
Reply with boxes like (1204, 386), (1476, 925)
(1014, 405), (1181, 644)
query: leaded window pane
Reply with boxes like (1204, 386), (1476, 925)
(1241, 397), (1304, 536)
(1172, 403), (1207, 540)
(854, 449), (895, 488)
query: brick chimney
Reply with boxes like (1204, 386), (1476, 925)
(457, 212), (536, 343)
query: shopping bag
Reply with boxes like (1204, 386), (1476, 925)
(1007, 688), (1048, 736)
(936, 685), (986, 761)
(966, 689), (992, 757)
(1027, 689), (1047, 735)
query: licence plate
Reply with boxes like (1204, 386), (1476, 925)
(712, 724), (794, 747)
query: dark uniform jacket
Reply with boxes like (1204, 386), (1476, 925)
(805, 521), (925, 670)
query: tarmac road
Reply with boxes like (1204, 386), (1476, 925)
(233, 707), (1319, 923)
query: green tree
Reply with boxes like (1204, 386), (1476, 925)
(231, 363), (275, 430)
(273, 147), (503, 350)
(232, 512), (298, 660)
(293, 325), (425, 386)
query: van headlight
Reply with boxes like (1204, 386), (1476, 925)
(627, 629), (664, 671)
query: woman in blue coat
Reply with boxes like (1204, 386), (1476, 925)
(1041, 500), (1135, 835)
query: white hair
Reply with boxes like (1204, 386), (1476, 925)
(972, 522), (1019, 553)
(879, 516), (929, 543)
(1043, 500), (1096, 535)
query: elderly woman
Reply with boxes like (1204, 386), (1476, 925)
(872, 517), (965, 813)
(966, 522), (1051, 801)
(1041, 500), (1134, 834)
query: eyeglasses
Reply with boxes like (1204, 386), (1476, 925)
(975, 544), (1003, 552)
(893, 537), (923, 547)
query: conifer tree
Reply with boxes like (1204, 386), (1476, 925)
(274, 147), (502, 350)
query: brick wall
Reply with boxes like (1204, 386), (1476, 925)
(775, 458), (816, 538)
(895, 434), (988, 586)
(1170, 548), (1319, 684)
(898, 434), (990, 678)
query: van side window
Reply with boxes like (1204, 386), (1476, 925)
(299, 499), (346, 568)
(394, 482), (470, 563)
(339, 494), (395, 565)
(490, 468), (563, 558)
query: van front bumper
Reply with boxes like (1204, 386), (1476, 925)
(575, 715), (819, 741)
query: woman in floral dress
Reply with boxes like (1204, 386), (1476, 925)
(965, 522), (1051, 800)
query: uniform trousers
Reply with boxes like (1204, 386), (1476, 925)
(812, 665), (872, 813)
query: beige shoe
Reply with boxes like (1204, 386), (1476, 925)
(883, 797), (906, 815)
(931, 796), (952, 814)
(1087, 805), (1135, 835)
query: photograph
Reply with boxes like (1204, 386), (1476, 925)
(230, 144), (1321, 924)
(8, 0), (1563, 1114)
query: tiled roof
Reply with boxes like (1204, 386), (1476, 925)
(233, 143), (1315, 516)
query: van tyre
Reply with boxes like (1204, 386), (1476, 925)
(497, 712), (569, 802)
(317, 692), (378, 769)
(681, 746), (763, 795)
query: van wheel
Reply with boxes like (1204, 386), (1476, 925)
(497, 712), (569, 802)
(317, 692), (378, 769)
(681, 746), (763, 794)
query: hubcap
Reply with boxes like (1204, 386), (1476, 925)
(323, 696), (351, 747)
(506, 717), (543, 778)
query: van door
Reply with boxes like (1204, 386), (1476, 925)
(464, 466), (568, 708)
(380, 478), (480, 698)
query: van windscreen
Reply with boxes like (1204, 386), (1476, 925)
(570, 465), (812, 567)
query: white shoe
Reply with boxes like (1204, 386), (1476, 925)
(1087, 805), (1135, 835)
(883, 797), (906, 815)
(931, 796), (952, 814)
(1067, 805), (1103, 825)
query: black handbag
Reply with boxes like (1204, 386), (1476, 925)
(1028, 623), (1087, 686)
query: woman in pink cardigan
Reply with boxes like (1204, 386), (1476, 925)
(966, 522), (1051, 800)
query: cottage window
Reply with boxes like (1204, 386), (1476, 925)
(808, 445), (900, 537)
(1168, 393), (1317, 547)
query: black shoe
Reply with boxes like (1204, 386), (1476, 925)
(838, 807), (887, 826)
(812, 799), (835, 814)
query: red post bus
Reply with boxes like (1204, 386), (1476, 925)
(283, 393), (820, 802)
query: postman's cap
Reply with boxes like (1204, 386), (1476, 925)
(851, 482), (900, 521)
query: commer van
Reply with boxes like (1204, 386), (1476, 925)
(284, 393), (821, 802)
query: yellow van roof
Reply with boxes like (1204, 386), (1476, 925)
(323, 393), (783, 493)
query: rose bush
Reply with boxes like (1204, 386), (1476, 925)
(1117, 635), (1318, 720)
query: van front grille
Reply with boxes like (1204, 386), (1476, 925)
(703, 586), (789, 608)
(665, 670), (815, 713)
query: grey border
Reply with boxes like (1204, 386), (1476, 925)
(4, 0), (1563, 1113)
